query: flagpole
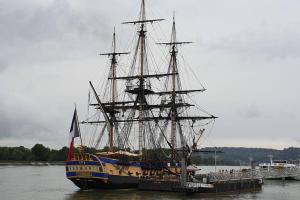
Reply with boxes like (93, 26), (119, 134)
(75, 104), (83, 146)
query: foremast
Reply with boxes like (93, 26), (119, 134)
(99, 29), (129, 151)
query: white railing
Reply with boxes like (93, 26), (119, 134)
(207, 169), (262, 182)
(259, 167), (300, 179)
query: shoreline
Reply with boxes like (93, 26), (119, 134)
(0, 162), (242, 167)
(0, 161), (65, 166)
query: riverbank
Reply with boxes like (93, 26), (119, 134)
(0, 161), (64, 166)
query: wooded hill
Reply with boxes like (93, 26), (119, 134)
(0, 145), (299, 165)
(194, 147), (300, 165)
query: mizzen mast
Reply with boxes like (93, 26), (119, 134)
(158, 16), (192, 159)
(158, 16), (215, 160)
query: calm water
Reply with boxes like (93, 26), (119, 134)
(0, 166), (299, 200)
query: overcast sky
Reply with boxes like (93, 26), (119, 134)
(0, 0), (299, 149)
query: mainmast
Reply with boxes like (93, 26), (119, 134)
(138, 0), (146, 154)
(123, 0), (164, 154)
(170, 17), (178, 159)
(99, 29), (129, 151)
(112, 28), (117, 106)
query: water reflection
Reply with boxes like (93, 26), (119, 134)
(64, 189), (188, 200)
(64, 189), (262, 200)
(67, 189), (159, 200)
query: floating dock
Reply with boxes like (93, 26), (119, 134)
(138, 169), (263, 194)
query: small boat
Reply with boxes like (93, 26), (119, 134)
(294, 163), (300, 181)
(258, 157), (300, 180)
(294, 175), (300, 181)
(259, 160), (297, 170)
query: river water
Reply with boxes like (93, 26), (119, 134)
(0, 165), (299, 200)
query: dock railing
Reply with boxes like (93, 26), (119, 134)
(259, 167), (300, 179)
(202, 169), (263, 182)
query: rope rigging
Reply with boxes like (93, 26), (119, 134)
(76, 1), (217, 166)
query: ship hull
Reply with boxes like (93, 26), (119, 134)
(65, 154), (181, 190)
(69, 175), (139, 189)
(65, 155), (143, 190)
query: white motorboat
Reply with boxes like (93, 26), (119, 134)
(258, 157), (300, 180)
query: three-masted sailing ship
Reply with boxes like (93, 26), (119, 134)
(65, 0), (217, 190)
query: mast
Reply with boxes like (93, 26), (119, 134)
(158, 15), (216, 161)
(166, 15), (192, 160)
(110, 29), (117, 151)
(99, 29), (129, 151)
(123, 0), (165, 154)
(170, 16), (177, 158)
(112, 28), (117, 107)
(138, 0), (146, 154)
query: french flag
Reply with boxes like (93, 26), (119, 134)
(67, 108), (81, 161)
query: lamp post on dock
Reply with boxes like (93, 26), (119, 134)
(214, 149), (217, 173)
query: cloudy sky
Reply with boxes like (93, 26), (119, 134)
(0, 0), (299, 149)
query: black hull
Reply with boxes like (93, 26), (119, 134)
(264, 177), (295, 180)
(201, 180), (262, 194)
(138, 179), (262, 194)
(70, 175), (139, 190)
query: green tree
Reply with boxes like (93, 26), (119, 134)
(0, 147), (10, 160)
(31, 144), (50, 161)
(11, 148), (24, 160)
(48, 147), (69, 161)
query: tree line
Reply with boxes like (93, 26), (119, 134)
(1, 144), (299, 164)
(0, 144), (69, 162)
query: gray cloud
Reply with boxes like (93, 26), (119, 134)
(245, 102), (261, 119)
(0, 60), (7, 72)
(0, 0), (300, 149)
(0, 90), (57, 139)
(0, 98), (47, 140)
(206, 24), (300, 61)
(0, 0), (111, 69)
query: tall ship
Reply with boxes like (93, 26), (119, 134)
(65, 0), (263, 193)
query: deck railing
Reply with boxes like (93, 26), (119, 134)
(259, 167), (300, 179)
(199, 169), (263, 182)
